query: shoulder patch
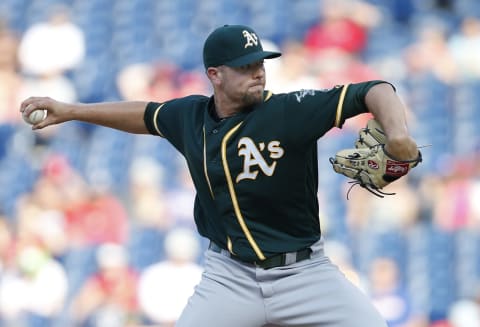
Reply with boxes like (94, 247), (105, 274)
(294, 89), (316, 103)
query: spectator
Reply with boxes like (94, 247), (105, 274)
(35, 154), (130, 247)
(431, 160), (477, 231)
(15, 194), (68, 260)
(318, 48), (381, 83)
(404, 22), (457, 85)
(29, 154), (131, 313)
(72, 243), (139, 327)
(3, 1), (480, 325)
(116, 62), (207, 103)
(116, 63), (155, 101)
(0, 243), (68, 327)
(0, 19), (23, 124)
(17, 5), (83, 109)
(304, 0), (381, 57)
(0, 216), (14, 326)
(345, 177), (421, 232)
(368, 257), (425, 327)
(148, 62), (182, 102)
(137, 227), (203, 326)
(302, 0), (382, 134)
(448, 16), (480, 81)
(127, 156), (171, 270)
(448, 299), (480, 327)
(63, 186), (129, 247)
(17, 5), (85, 77)
(266, 40), (319, 93)
(416, 174), (446, 223)
(0, 217), (13, 272)
(128, 156), (170, 230)
(176, 70), (210, 97)
(470, 172), (480, 228)
(324, 239), (364, 290)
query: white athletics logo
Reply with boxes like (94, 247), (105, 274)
(242, 30), (259, 48)
(236, 137), (284, 183)
(294, 89), (316, 103)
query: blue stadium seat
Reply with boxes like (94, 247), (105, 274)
(426, 226), (456, 313)
(127, 225), (166, 271)
(454, 229), (480, 298)
(0, 153), (36, 218)
(84, 127), (134, 191)
(0, 124), (15, 160)
(60, 245), (99, 303)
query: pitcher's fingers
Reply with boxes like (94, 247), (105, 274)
(22, 97), (52, 116)
(20, 96), (44, 112)
(31, 116), (52, 130)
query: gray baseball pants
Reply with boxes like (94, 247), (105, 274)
(176, 239), (387, 327)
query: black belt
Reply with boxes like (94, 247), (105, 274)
(208, 242), (312, 270)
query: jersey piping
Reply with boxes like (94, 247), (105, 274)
(152, 103), (166, 137)
(227, 236), (235, 254)
(335, 84), (350, 128)
(221, 122), (266, 260)
(202, 125), (215, 198)
(264, 91), (273, 101)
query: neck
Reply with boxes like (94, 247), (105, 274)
(213, 93), (244, 119)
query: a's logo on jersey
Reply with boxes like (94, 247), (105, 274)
(294, 89), (316, 103)
(242, 30), (259, 48)
(236, 138), (284, 183)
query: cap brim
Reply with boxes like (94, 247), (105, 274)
(225, 51), (281, 67)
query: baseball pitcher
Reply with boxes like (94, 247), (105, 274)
(21, 25), (421, 326)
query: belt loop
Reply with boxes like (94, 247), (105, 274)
(284, 252), (297, 265)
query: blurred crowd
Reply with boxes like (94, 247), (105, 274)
(0, 0), (480, 326)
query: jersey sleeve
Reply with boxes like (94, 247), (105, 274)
(143, 95), (206, 152)
(282, 80), (394, 142)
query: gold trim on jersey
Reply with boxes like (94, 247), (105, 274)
(221, 122), (266, 260)
(227, 236), (235, 254)
(335, 84), (350, 128)
(264, 91), (273, 101)
(153, 103), (165, 137)
(202, 126), (215, 199)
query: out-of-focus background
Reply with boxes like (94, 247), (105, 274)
(0, 0), (479, 326)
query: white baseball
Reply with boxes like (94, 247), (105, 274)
(23, 109), (47, 125)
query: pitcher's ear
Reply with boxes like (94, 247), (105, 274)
(207, 67), (222, 85)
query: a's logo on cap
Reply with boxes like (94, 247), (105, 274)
(242, 30), (258, 48)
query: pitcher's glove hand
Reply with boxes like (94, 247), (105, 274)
(355, 118), (387, 149)
(329, 119), (422, 198)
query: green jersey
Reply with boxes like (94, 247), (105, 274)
(144, 80), (388, 262)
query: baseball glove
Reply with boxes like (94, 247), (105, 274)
(355, 118), (386, 149)
(329, 119), (422, 198)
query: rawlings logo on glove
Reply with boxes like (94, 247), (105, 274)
(385, 160), (409, 175)
(329, 119), (422, 198)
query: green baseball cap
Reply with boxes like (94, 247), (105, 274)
(203, 24), (281, 69)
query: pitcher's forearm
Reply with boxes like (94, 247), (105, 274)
(71, 101), (150, 134)
(21, 97), (151, 134)
(364, 83), (418, 160)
